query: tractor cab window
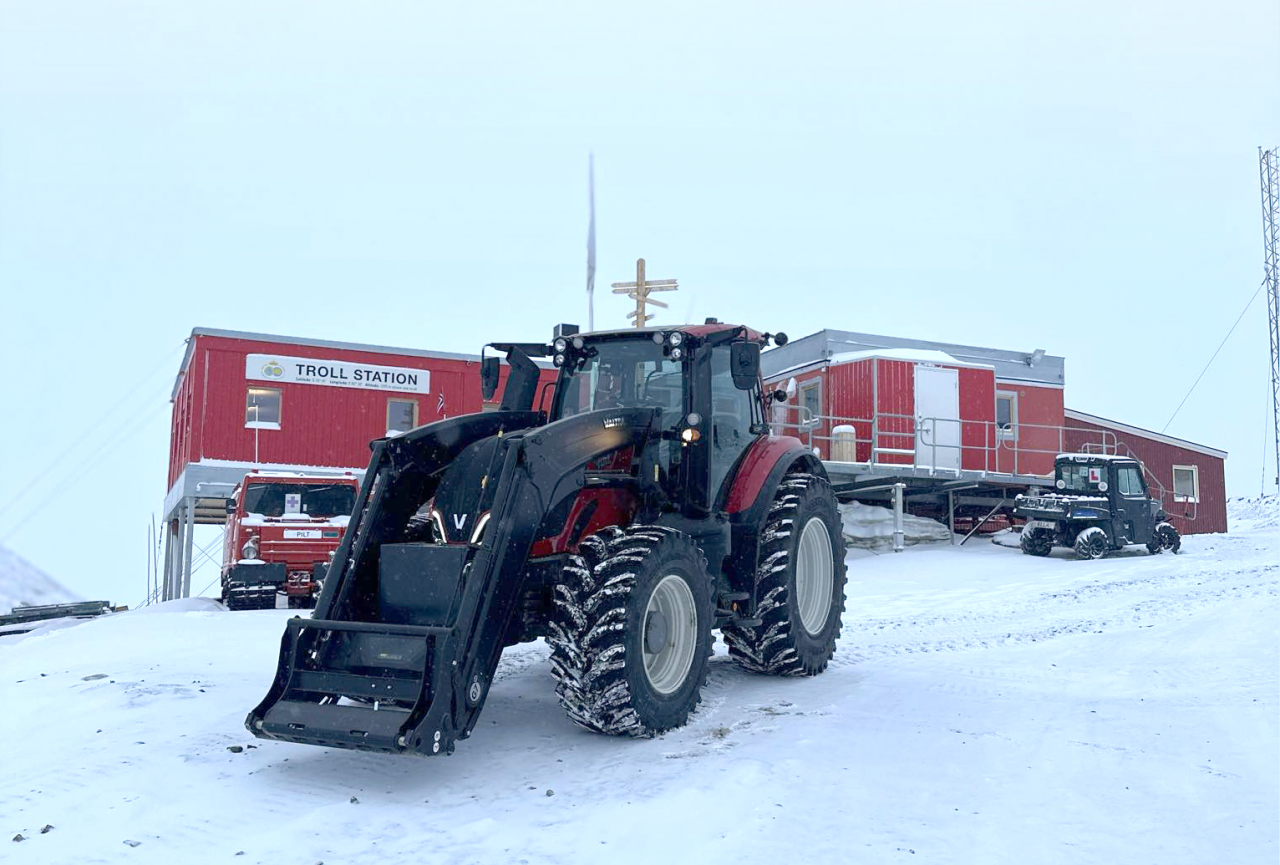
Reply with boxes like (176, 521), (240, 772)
(242, 483), (357, 518)
(556, 339), (680, 416)
(1117, 466), (1145, 497)
(709, 346), (759, 500)
(1057, 462), (1106, 494)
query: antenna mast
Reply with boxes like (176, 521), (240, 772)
(1261, 146), (1280, 489)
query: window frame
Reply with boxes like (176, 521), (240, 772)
(799, 379), (822, 428)
(996, 390), (1018, 441)
(245, 386), (282, 430)
(1172, 464), (1200, 503)
(386, 397), (419, 435)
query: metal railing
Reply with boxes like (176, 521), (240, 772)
(769, 405), (1195, 520)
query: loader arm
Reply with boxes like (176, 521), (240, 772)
(246, 406), (660, 756)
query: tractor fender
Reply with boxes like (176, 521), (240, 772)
(725, 435), (826, 524)
(723, 436), (827, 600)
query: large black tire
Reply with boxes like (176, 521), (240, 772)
(1073, 526), (1108, 560)
(548, 525), (715, 737)
(1155, 521), (1181, 554)
(1019, 528), (1053, 557)
(721, 472), (847, 676)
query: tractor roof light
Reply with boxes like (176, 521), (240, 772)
(553, 353), (566, 367)
(669, 331), (684, 346)
(670, 347), (683, 361)
(680, 427), (701, 443)
(572, 337), (584, 349)
(652, 332), (665, 344)
(554, 337), (568, 353)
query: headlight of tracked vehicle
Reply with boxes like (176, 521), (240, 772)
(242, 536), (259, 559)
(554, 337), (568, 353)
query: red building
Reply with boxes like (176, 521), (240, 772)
(762, 329), (1227, 535)
(161, 328), (553, 599)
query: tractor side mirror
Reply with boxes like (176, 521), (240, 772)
(729, 342), (761, 390)
(772, 389), (788, 402)
(480, 356), (501, 401)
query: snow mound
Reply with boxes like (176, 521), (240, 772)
(1228, 495), (1278, 533)
(0, 543), (79, 614)
(839, 501), (952, 549)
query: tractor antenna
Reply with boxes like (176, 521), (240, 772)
(586, 154), (596, 332)
(1261, 146), (1280, 490)
(611, 258), (678, 328)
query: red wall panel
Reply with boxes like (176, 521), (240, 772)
(993, 383), (1064, 476)
(168, 334), (557, 487)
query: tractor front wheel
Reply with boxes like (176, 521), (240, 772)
(1073, 526), (1108, 560)
(1154, 521), (1181, 554)
(722, 472), (847, 676)
(548, 525), (714, 736)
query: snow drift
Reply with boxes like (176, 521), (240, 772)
(839, 500), (952, 548)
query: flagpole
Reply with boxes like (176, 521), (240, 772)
(587, 154), (596, 332)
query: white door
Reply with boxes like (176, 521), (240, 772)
(914, 365), (960, 470)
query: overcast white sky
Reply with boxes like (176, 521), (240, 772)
(1, 1), (1277, 604)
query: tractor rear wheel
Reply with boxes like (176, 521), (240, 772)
(722, 473), (847, 676)
(1073, 526), (1108, 560)
(548, 525), (714, 736)
(1019, 528), (1053, 557)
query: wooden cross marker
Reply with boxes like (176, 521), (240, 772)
(610, 258), (678, 328)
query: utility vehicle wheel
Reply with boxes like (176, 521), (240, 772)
(1019, 528), (1053, 557)
(548, 525), (714, 736)
(721, 472), (847, 676)
(1154, 521), (1181, 554)
(1073, 526), (1108, 560)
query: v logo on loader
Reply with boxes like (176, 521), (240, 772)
(452, 514), (468, 531)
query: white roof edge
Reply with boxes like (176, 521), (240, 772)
(828, 348), (994, 369)
(1064, 409), (1228, 460)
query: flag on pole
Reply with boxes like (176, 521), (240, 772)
(587, 154), (596, 332)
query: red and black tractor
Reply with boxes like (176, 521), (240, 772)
(247, 321), (848, 755)
(221, 472), (359, 610)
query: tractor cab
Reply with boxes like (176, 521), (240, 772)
(1014, 454), (1180, 559)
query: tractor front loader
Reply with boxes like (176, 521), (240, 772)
(247, 322), (849, 757)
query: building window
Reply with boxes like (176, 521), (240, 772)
(245, 387), (281, 429)
(1172, 465), (1199, 502)
(387, 398), (418, 435)
(996, 391), (1018, 440)
(800, 380), (821, 427)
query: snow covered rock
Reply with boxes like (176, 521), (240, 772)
(0, 543), (78, 614)
(838, 501), (951, 549)
(1227, 494), (1278, 533)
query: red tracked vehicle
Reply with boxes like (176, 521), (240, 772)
(221, 472), (360, 610)
(248, 320), (849, 755)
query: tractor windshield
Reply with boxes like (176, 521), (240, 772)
(556, 339), (683, 419)
(1056, 462), (1105, 494)
(242, 483), (357, 518)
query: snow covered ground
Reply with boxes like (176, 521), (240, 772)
(1, 502), (1276, 865)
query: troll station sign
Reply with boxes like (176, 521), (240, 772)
(245, 354), (430, 394)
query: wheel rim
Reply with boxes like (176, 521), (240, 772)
(795, 517), (835, 636)
(642, 574), (698, 695)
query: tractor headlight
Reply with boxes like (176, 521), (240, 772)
(653, 332), (665, 344)
(572, 337), (584, 349)
(241, 536), (259, 559)
(554, 337), (568, 353)
(553, 353), (566, 367)
(670, 347), (683, 360)
(669, 332), (684, 346)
